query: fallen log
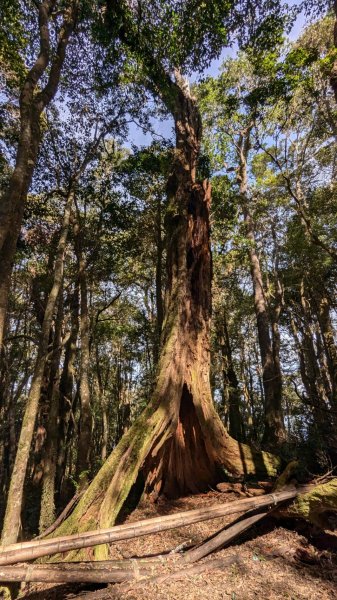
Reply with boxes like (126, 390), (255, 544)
(0, 487), (310, 566)
(0, 561), (154, 583)
(183, 508), (270, 563)
(66, 554), (241, 600)
(183, 461), (303, 564)
(279, 478), (337, 529)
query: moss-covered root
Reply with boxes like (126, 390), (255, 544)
(287, 478), (337, 529)
(220, 438), (281, 478)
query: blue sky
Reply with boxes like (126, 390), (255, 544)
(128, 0), (308, 147)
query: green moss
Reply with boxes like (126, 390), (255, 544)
(288, 479), (337, 528)
(46, 402), (171, 562)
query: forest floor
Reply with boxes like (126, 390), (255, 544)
(21, 488), (337, 600)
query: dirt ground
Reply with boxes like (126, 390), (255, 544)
(20, 489), (337, 600)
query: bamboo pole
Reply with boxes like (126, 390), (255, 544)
(0, 561), (153, 583)
(0, 487), (310, 566)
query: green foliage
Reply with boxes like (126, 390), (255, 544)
(0, 0), (27, 87)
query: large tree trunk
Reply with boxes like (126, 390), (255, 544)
(50, 77), (279, 557)
(237, 129), (286, 449)
(154, 191), (164, 365)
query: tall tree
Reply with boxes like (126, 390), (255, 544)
(49, 0), (288, 552)
(0, 0), (79, 351)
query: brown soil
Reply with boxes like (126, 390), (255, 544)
(20, 490), (337, 600)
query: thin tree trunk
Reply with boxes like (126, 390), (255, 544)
(316, 294), (337, 407)
(221, 309), (244, 441)
(237, 128), (285, 448)
(95, 345), (109, 462)
(39, 290), (64, 533)
(0, 0), (78, 352)
(74, 221), (93, 488)
(289, 306), (332, 436)
(56, 287), (79, 506)
(1, 191), (73, 546)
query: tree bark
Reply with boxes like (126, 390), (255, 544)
(39, 290), (64, 533)
(154, 191), (164, 364)
(1, 190), (73, 546)
(74, 221), (93, 488)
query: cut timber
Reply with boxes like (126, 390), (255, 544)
(0, 488), (310, 565)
